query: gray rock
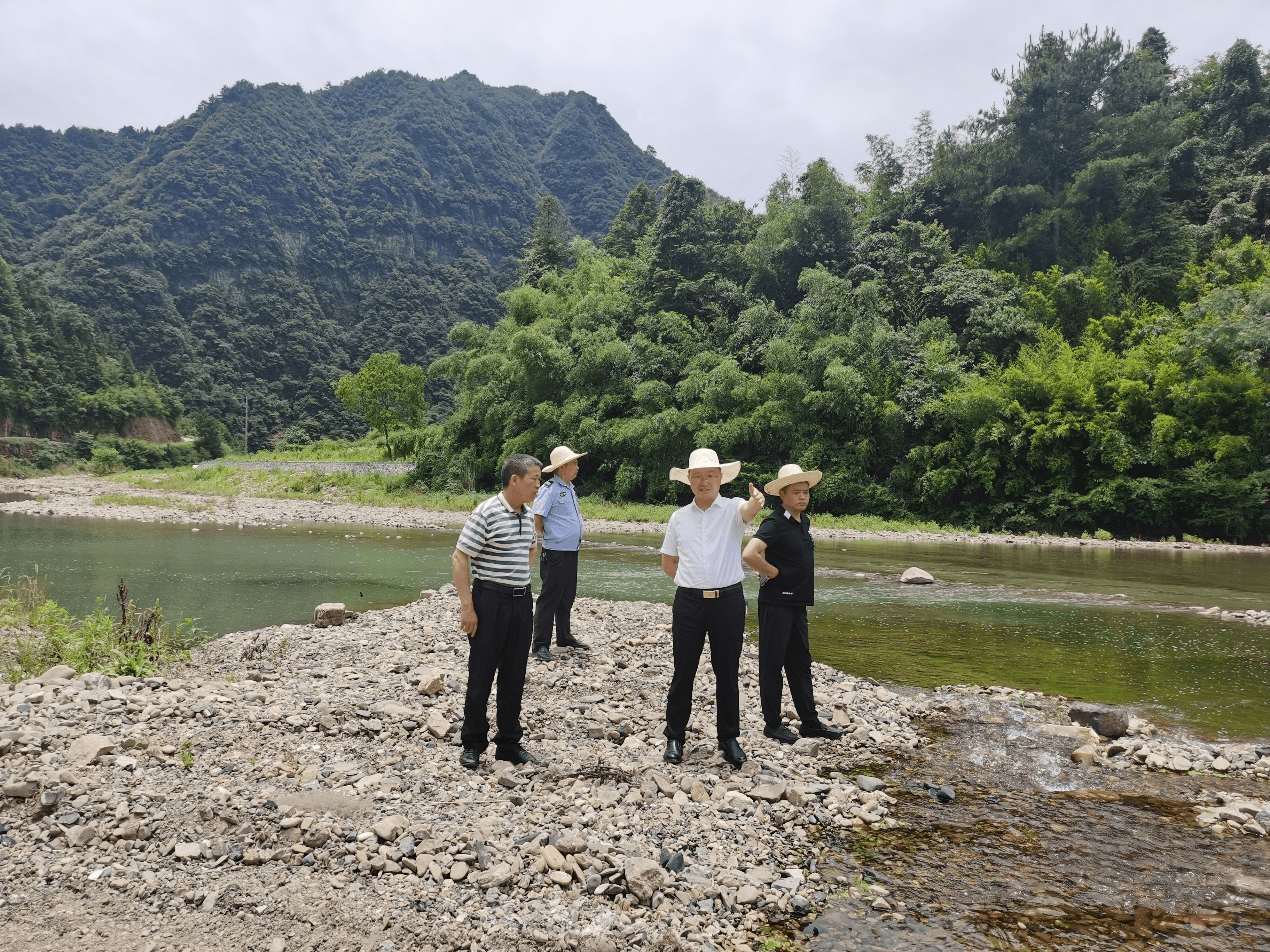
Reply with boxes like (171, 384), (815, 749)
(624, 857), (667, 904)
(3, 779), (38, 798)
(313, 603), (346, 628)
(856, 775), (887, 793)
(1067, 701), (1132, 739)
(39, 664), (76, 682)
(899, 566), (934, 584)
(67, 734), (116, 766)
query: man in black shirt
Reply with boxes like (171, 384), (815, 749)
(742, 464), (843, 745)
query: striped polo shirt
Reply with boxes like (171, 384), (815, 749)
(456, 492), (538, 587)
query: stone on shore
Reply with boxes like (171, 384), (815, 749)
(1068, 701), (1131, 739)
(313, 602), (346, 627)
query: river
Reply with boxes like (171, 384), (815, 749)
(2, 512), (1267, 739)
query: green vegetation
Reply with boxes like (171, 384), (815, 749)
(1, 71), (672, 440)
(411, 29), (1270, 542)
(0, 574), (199, 682)
(0, 257), (183, 437)
(333, 352), (428, 458)
(4, 29), (1269, 542)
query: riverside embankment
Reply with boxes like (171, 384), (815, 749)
(5, 473), (1270, 554)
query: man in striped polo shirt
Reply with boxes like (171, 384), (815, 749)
(452, 453), (544, 769)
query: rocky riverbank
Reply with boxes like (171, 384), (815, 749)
(4, 473), (1270, 556)
(3, 589), (1268, 951)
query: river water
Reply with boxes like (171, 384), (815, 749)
(2, 513), (1267, 739)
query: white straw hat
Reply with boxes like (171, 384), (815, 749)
(669, 447), (742, 485)
(764, 463), (823, 494)
(542, 445), (587, 473)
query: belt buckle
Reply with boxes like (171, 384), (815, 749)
(703, 589), (719, 599)
(512, 586), (527, 597)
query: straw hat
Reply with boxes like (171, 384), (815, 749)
(542, 445), (587, 474)
(764, 463), (823, 494)
(669, 447), (742, 485)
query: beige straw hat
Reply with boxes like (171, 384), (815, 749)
(763, 463), (823, 494)
(669, 447), (743, 485)
(542, 445), (587, 474)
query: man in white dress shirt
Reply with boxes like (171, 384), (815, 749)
(659, 447), (765, 768)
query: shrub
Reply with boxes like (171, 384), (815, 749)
(89, 446), (123, 475)
(1093, 528), (1114, 541)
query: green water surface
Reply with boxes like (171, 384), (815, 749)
(2, 514), (1267, 739)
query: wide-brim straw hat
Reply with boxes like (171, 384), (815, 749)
(670, 447), (742, 485)
(542, 445), (587, 474)
(764, 463), (823, 494)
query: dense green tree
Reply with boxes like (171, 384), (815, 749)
(333, 352), (428, 457)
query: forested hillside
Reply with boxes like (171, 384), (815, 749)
(420, 30), (1270, 541)
(0, 257), (182, 437)
(0, 70), (671, 437)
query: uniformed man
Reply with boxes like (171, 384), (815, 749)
(531, 445), (589, 661)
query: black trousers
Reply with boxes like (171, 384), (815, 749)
(460, 580), (532, 752)
(532, 549), (578, 648)
(664, 587), (745, 743)
(757, 601), (820, 729)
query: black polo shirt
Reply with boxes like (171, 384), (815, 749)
(754, 508), (815, 606)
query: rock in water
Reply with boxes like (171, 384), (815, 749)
(313, 603), (346, 627)
(899, 567), (934, 584)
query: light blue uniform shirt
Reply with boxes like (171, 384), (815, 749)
(532, 477), (584, 551)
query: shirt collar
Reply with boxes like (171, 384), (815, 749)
(497, 491), (527, 514)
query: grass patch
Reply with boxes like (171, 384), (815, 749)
(93, 493), (174, 508)
(0, 574), (203, 682)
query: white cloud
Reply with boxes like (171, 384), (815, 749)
(4, 0), (1268, 203)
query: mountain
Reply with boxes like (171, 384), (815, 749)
(0, 70), (672, 437)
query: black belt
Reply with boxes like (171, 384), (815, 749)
(678, 582), (743, 600)
(473, 578), (532, 597)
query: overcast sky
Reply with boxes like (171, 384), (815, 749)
(3, 0), (1268, 205)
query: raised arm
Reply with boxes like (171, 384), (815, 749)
(739, 482), (765, 524)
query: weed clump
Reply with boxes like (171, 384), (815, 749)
(0, 574), (203, 682)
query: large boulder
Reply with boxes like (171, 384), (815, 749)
(1068, 701), (1131, 739)
(899, 567), (935, 584)
(313, 603), (346, 628)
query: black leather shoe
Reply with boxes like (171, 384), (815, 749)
(532, 646), (554, 662)
(557, 638), (590, 650)
(663, 739), (683, 764)
(459, 747), (481, 769)
(763, 724), (798, 745)
(800, 722), (844, 740)
(719, 738), (746, 768)
(494, 745), (541, 766)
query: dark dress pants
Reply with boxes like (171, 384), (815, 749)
(757, 601), (819, 729)
(532, 549), (578, 648)
(664, 587), (745, 743)
(461, 581), (532, 753)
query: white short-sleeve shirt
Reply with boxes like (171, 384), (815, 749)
(660, 495), (746, 589)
